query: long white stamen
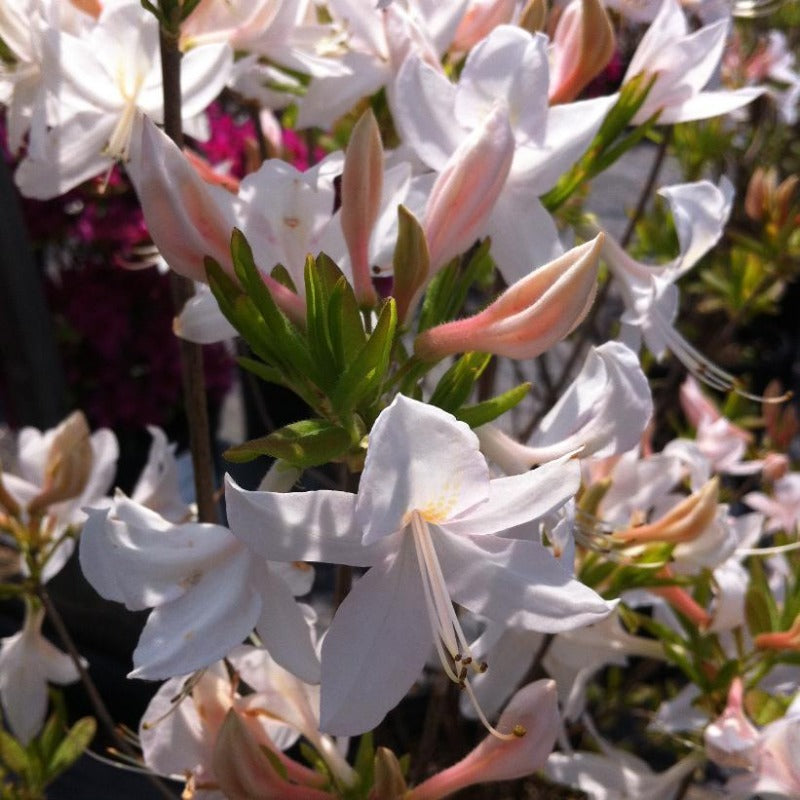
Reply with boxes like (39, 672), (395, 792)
(408, 511), (521, 740)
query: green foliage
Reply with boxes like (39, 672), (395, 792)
(0, 702), (96, 800)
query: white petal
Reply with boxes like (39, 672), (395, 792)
(392, 55), (461, 170)
(174, 286), (238, 344)
(436, 531), (616, 632)
(319, 539), (431, 735)
(253, 565), (321, 685)
(444, 459), (580, 536)
(130, 548), (261, 679)
(225, 475), (376, 566)
(357, 395), (490, 544)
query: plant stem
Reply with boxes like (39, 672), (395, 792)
(38, 588), (177, 800)
(159, 19), (218, 524)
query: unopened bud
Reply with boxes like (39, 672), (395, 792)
(371, 747), (408, 800)
(341, 109), (383, 308)
(415, 235), (601, 362)
(28, 412), (92, 516)
(519, 0), (548, 32)
(754, 612), (800, 652)
(549, 0), (616, 104)
(614, 477), (719, 546)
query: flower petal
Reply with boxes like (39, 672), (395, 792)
(436, 531), (615, 632)
(319, 539), (431, 736)
(357, 395), (490, 544)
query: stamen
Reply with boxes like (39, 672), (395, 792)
(462, 680), (525, 741)
(656, 309), (792, 404)
(736, 540), (800, 556)
(408, 511), (521, 741)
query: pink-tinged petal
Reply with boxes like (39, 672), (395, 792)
(319, 538), (431, 735)
(126, 117), (238, 283)
(408, 680), (559, 799)
(357, 395), (489, 544)
(704, 678), (760, 769)
(416, 236), (601, 361)
(130, 548), (261, 679)
(392, 55), (461, 171)
(340, 109), (382, 307)
(423, 102), (514, 271)
(253, 567), (321, 685)
(455, 26), (549, 146)
(452, 0), (518, 53)
(224, 475), (377, 566)
(444, 459), (580, 536)
(435, 531), (615, 632)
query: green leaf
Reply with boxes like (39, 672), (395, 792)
(429, 352), (492, 413)
(456, 383), (530, 428)
(229, 229), (318, 382)
(745, 688), (791, 726)
(47, 718), (95, 781)
(224, 419), (353, 468)
(270, 264), (298, 293)
(353, 731), (375, 785)
(0, 730), (29, 776)
(0, 584), (23, 600)
(330, 299), (397, 414)
(236, 357), (286, 388)
(328, 277), (367, 367)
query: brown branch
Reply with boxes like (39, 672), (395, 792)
(159, 22), (218, 524)
(39, 588), (177, 800)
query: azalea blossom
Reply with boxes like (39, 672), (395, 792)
(15, 0), (232, 199)
(622, 0), (762, 125)
(0, 604), (80, 744)
(477, 341), (652, 471)
(226, 394), (615, 736)
(79, 494), (320, 683)
(393, 25), (615, 282)
(140, 647), (331, 799)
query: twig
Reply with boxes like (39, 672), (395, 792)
(159, 21), (218, 524)
(38, 588), (177, 800)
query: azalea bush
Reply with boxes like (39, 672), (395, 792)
(1, 0), (800, 798)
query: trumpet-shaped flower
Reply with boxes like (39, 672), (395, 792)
(0, 605), (80, 744)
(15, 0), (232, 199)
(415, 235), (601, 361)
(623, 0), (762, 125)
(393, 25), (615, 282)
(477, 341), (652, 470)
(79, 495), (319, 683)
(140, 647), (333, 798)
(226, 395), (615, 736)
(406, 680), (560, 799)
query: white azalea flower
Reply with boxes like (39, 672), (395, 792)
(0, 604), (80, 744)
(15, 0), (232, 199)
(226, 395), (615, 736)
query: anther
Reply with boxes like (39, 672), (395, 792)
(512, 725), (527, 738)
(478, 661), (488, 673)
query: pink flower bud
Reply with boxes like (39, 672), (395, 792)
(451, 0), (518, 53)
(406, 680), (559, 799)
(340, 109), (382, 308)
(423, 104), (514, 272)
(549, 0), (615, 104)
(415, 235), (602, 361)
